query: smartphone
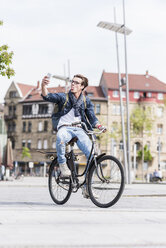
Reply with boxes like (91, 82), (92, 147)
(47, 73), (52, 79)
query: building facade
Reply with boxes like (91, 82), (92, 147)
(3, 71), (166, 179)
(100, 70), (166, 179)
(4, 81), (107, 176)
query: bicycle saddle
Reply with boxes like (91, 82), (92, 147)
(66, 137), (78, 146)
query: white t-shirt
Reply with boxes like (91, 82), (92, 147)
(57, 108), (81, 129)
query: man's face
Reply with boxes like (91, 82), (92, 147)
(70, 77), (84, 94)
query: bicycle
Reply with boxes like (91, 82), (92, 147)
(39, 122), (125, 208)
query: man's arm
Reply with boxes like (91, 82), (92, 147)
(41, 76), (50, 96)
(85, 98), (107, 132)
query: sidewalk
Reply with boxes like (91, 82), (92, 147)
(0, 176), (166, 197)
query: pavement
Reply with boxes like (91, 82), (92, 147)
(0, 177), (166, 248)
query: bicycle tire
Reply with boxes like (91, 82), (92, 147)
(88, 155), (125, 208)
(48, 161), (72, 205)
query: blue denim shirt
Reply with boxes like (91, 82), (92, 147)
(41, 92), (98, 131)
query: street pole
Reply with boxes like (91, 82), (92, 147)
(122, 0), (131, 184)
(114, 7), (128, 183)
(158, 137), (161, 170)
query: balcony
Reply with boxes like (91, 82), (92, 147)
(4, 114), (17, 120)
(138, 96), (156, 103)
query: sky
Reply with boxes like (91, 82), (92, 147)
(0, 0), (166, 102)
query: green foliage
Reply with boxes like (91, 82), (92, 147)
(137, 145), (152, 162)
(110, 121), (122, 140)
(22, 147), (31, 159)
(130, 106), (153, 135)
(0, 21), (15, 78)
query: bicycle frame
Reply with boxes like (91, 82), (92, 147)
(46, 121), (107, 191)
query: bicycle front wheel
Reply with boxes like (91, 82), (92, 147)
(88, 155), (125, 208)
(48, 161), (72, 205)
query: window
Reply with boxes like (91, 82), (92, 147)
(28, 122), (32, 132)
(113, 90), (119, 98)
(23, 105), (32, 115)
(95, 104), (101, 115)
(44, 121), (48, 131)
(87, 92), (94, 97)
(9, 91), (17, 98)
(22, 140), (26, 147)
(12, 140), (15, 149)
(119, 141), (123, 150)
(157, 142), (162, 152)
(27, 140), (31, 149)
(157, 124), (163, 134)
(37, 139), (42, 149)
(158, 93), (163, 100)
(135, 142), (141, 151)
(8, 123), (12, 132)
(134, 92), (140, 99)
(8, 105), (16, 116)
(112, 104), (120, 115)
(122, 91), (126, 98)
(43, 139), (48, 149)
(22, 122), (26, 132)
(38, 122), (43, 132)
(38, 104), (48, 114)
(146, 141), (150, 149)
(157, 107), (164, 117)
(52, 139), (56, 149)
(147, 92), (152, 98)
(8, 122), (16, 132)
(9, 106), (13, 115)
(12, 122), (16, 132)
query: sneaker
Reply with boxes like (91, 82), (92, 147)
(82, 186), (99, 199)
(82, 186), (90, 199)
(59, 163), (71, 177)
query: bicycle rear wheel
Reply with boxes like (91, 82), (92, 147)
(88, 155), (125, 208)
(48, 161), (72, 205)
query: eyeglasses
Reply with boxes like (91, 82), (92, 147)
(70, 80), (82, 85)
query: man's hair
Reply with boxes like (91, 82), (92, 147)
(74, 74), (88, 90)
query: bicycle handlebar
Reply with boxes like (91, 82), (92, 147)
(71, 121), (106, 135)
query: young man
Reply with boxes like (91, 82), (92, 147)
(41, 74), (106, 178)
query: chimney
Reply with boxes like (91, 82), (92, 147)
(36, 81), (40, 89)
(145, 70), (149, 78)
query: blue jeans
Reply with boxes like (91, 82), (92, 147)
(56, 126), (92, 165)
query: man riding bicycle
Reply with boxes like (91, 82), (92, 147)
(41, 74), (106, 182)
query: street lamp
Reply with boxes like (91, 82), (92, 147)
(97, 5), (132, 183)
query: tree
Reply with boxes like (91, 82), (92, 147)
(22, 147), (31, 159)
(130, 106), (153, 135)
(137, 145), (152, 162)
(130, 106), (153, 180)
(0, 21), (15, 78)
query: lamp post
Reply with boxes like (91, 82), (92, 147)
(97, 5), (132, 183)
(158, 137), (161, 170)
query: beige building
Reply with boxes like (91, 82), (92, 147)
(4, 81), (107, 176)
(100, 70), (166, 179)
(4, 71), (166, 179)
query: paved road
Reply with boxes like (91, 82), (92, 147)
(0, 177), (166, 248)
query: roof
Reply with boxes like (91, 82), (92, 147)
(85, 86), (105, 98)
(101, 71), (166, 92)
(16, 83), (36, 97)
(22, 85), (105, 102)
(22, 86), (66, 102)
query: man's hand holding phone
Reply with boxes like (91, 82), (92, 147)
(41, 73), (52, 96)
